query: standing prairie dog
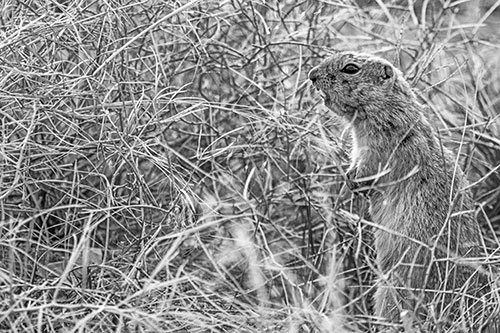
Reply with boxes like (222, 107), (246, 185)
(309, 51), (496, 330)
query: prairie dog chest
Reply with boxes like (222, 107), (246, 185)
(350, 129), (370, 169)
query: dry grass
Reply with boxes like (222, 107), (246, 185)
(0, 0), (499, 332)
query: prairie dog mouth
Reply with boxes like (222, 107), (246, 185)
(310, 82), (330, 103)
(321, 91), (331, 104)
(311, 83), (365, 120)
(312, 85), (332, 106)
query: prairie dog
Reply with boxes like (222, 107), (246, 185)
(309, 51), (495, 330)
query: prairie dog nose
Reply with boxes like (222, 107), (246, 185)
(308, 67), (319, 82)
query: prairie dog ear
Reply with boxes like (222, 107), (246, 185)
(382, 64), (393, 80)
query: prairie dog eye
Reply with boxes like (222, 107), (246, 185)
(340, 63), (360, 74)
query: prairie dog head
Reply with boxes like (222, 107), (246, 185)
(309, 51), (414, 121)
